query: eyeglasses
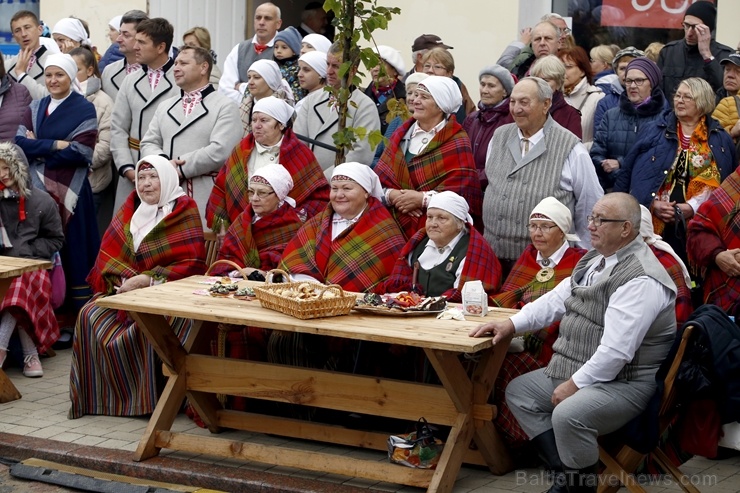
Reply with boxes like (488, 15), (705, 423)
(681, 22), (699, 31)
(561, 27), (572, 35)
(587, 215), (627, 227)
(247, 189), (275, 199)
(624, 77), (649, 87)
(673, 93), (694, 102)
(422, 63), (447, 72)
(527, 223), (559, 233)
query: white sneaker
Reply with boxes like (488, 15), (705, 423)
(23, 354), (43, 377)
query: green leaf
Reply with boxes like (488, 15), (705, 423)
(368, 130), (386, 150)
(323, 0), (341, 14)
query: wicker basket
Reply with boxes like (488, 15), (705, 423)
(253, 269), (356, 320)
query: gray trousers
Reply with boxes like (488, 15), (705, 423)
(505, 368), (656, 469)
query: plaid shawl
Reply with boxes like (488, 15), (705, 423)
(88, 194), (206, 294)
(651, 246), (693, 327)
(373, 117), (483, 239)
(279, 197), (405, 293)
(383, 226), (502, 302)
(687, 168), (740, 314)
(492, 244), (586, 366)
(213, 202), (302, 275)
(206, 128), (329, 231)
(17, 93), (97, 227)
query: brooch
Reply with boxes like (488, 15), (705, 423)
(535, 267), (555, 282)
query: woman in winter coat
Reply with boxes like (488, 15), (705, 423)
(0, 63), (31, 142)
(559, 46), (604, 149)
(591, 57), (669, 191)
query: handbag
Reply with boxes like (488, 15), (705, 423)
(387, 418), (444, 469)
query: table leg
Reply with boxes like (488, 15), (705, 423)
(0, 278), (21, 403)
(0, 278), (12, 301)
(134, 371), (186, 461)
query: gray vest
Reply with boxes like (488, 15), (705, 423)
(483, 117), (578, 260)
(546, 236), (677, 382)
(237, 40), (274, 83)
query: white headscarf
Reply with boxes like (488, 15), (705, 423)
(416, 75), (462, 115)
(331, 162), (383, 199)
(45, 53), (82, 94)
(299, 50), (327, 79)
(52, 18), (91, 46)
(530, 196), (580, 242)
(248, 59), (294, 102)
(405, 72), (429, 90)
(252, 96), (295, 126)
(130, 156), (186, 252)
(109, 15), (123, 32)
(302, 33), (332, 54)
(639, 205), (692, 285)
(428, 191), (473, 225)
(250, 163), (296, 208)
(376, 45), (405, 76)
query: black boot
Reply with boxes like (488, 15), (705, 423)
(566, 463), (598, 493)
(530, 430), (568, 493)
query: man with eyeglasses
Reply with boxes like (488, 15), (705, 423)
(657, 2), (731, 104)
(712, 53), (740, 147)
(471, 192), (677, 493)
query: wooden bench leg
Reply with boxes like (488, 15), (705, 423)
(0, 369), (21, 403)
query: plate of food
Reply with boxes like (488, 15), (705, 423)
(353, 292), (447, 316)
(207, 280), (256, 300)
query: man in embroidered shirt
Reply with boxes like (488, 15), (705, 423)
(482, 76), (602, 277)
(101, 10), (148, 101)
(140, 46), (241, 225)
(219, 2), (282, 104)
(4, 10), (57, 100)
(471, 193), (677, 493)
(110, 17), (180, 213)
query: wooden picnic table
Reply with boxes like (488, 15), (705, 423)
(96, 275), (516, 493)
(0, 256), (53, 403)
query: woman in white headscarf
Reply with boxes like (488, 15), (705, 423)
(385, 191), (502, 302)
(639, 205), (693, 326)
(70, 155), (206, 419)
(207, 96), (330, 235)
(489, 196), (588, 451)
(294, 50), (326, 113)
(301, 33), (332, 54)
(279, 162), (405, 293)
(239, 59), (295, 135)
(212, 163), (302, 279)
(374, 75), (482, 240)
(15, 53), (99, 313)
(52, 17), (91, 53)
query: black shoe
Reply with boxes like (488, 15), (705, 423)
(531, 430), (568, 493)
(565, 463), (598, 493)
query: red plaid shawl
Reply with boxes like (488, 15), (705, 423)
(374, 117), (483, 239)
(492, 244), (586, 366)
(651, 246), (693, 327)
(88, 193), (207, 294)
(0, 270), (58, 354)
(383, 226), (502, 302)
(687, 168), (740, 314)
(206, 128), (330, 231)
(213, 202), (302, 275)
(279, 197), (405, 293)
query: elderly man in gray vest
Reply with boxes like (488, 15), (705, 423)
(219, 2), (282, 104)
(483, 76), (602, 276)
(471, 193), (677, 493)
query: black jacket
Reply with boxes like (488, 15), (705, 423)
(658, 39), (733, 103)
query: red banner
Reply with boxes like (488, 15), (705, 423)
(601, 0), (716, 29)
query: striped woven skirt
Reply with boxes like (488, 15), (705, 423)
(68, 293), (191, 419)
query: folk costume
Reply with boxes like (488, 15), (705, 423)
(206, 127), (329, 231)
(15, 55), (99, 310)
(374, 116), (482, 239)
(687, 168), (740, 316)
(69, 156), (206, 418)
(0, 143), (64, 363)
(140, 84), (242, 225)
(110, 59), (180, 214)
(384, 191), (501, 302)
(4, 43), (53, 100)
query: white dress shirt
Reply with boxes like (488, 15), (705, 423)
(536, 240), (570, 268)
(509, 253), (673, 388)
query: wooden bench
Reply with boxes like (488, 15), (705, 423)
(0, 256), (53, 403)
(96, 275), (516, 493)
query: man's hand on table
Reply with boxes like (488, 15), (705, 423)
(552, 378), (578, 406)
(469, 318), (515, 345)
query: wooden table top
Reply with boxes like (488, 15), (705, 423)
(96, 276), (518, 353)
(0, 256), (52, 279)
